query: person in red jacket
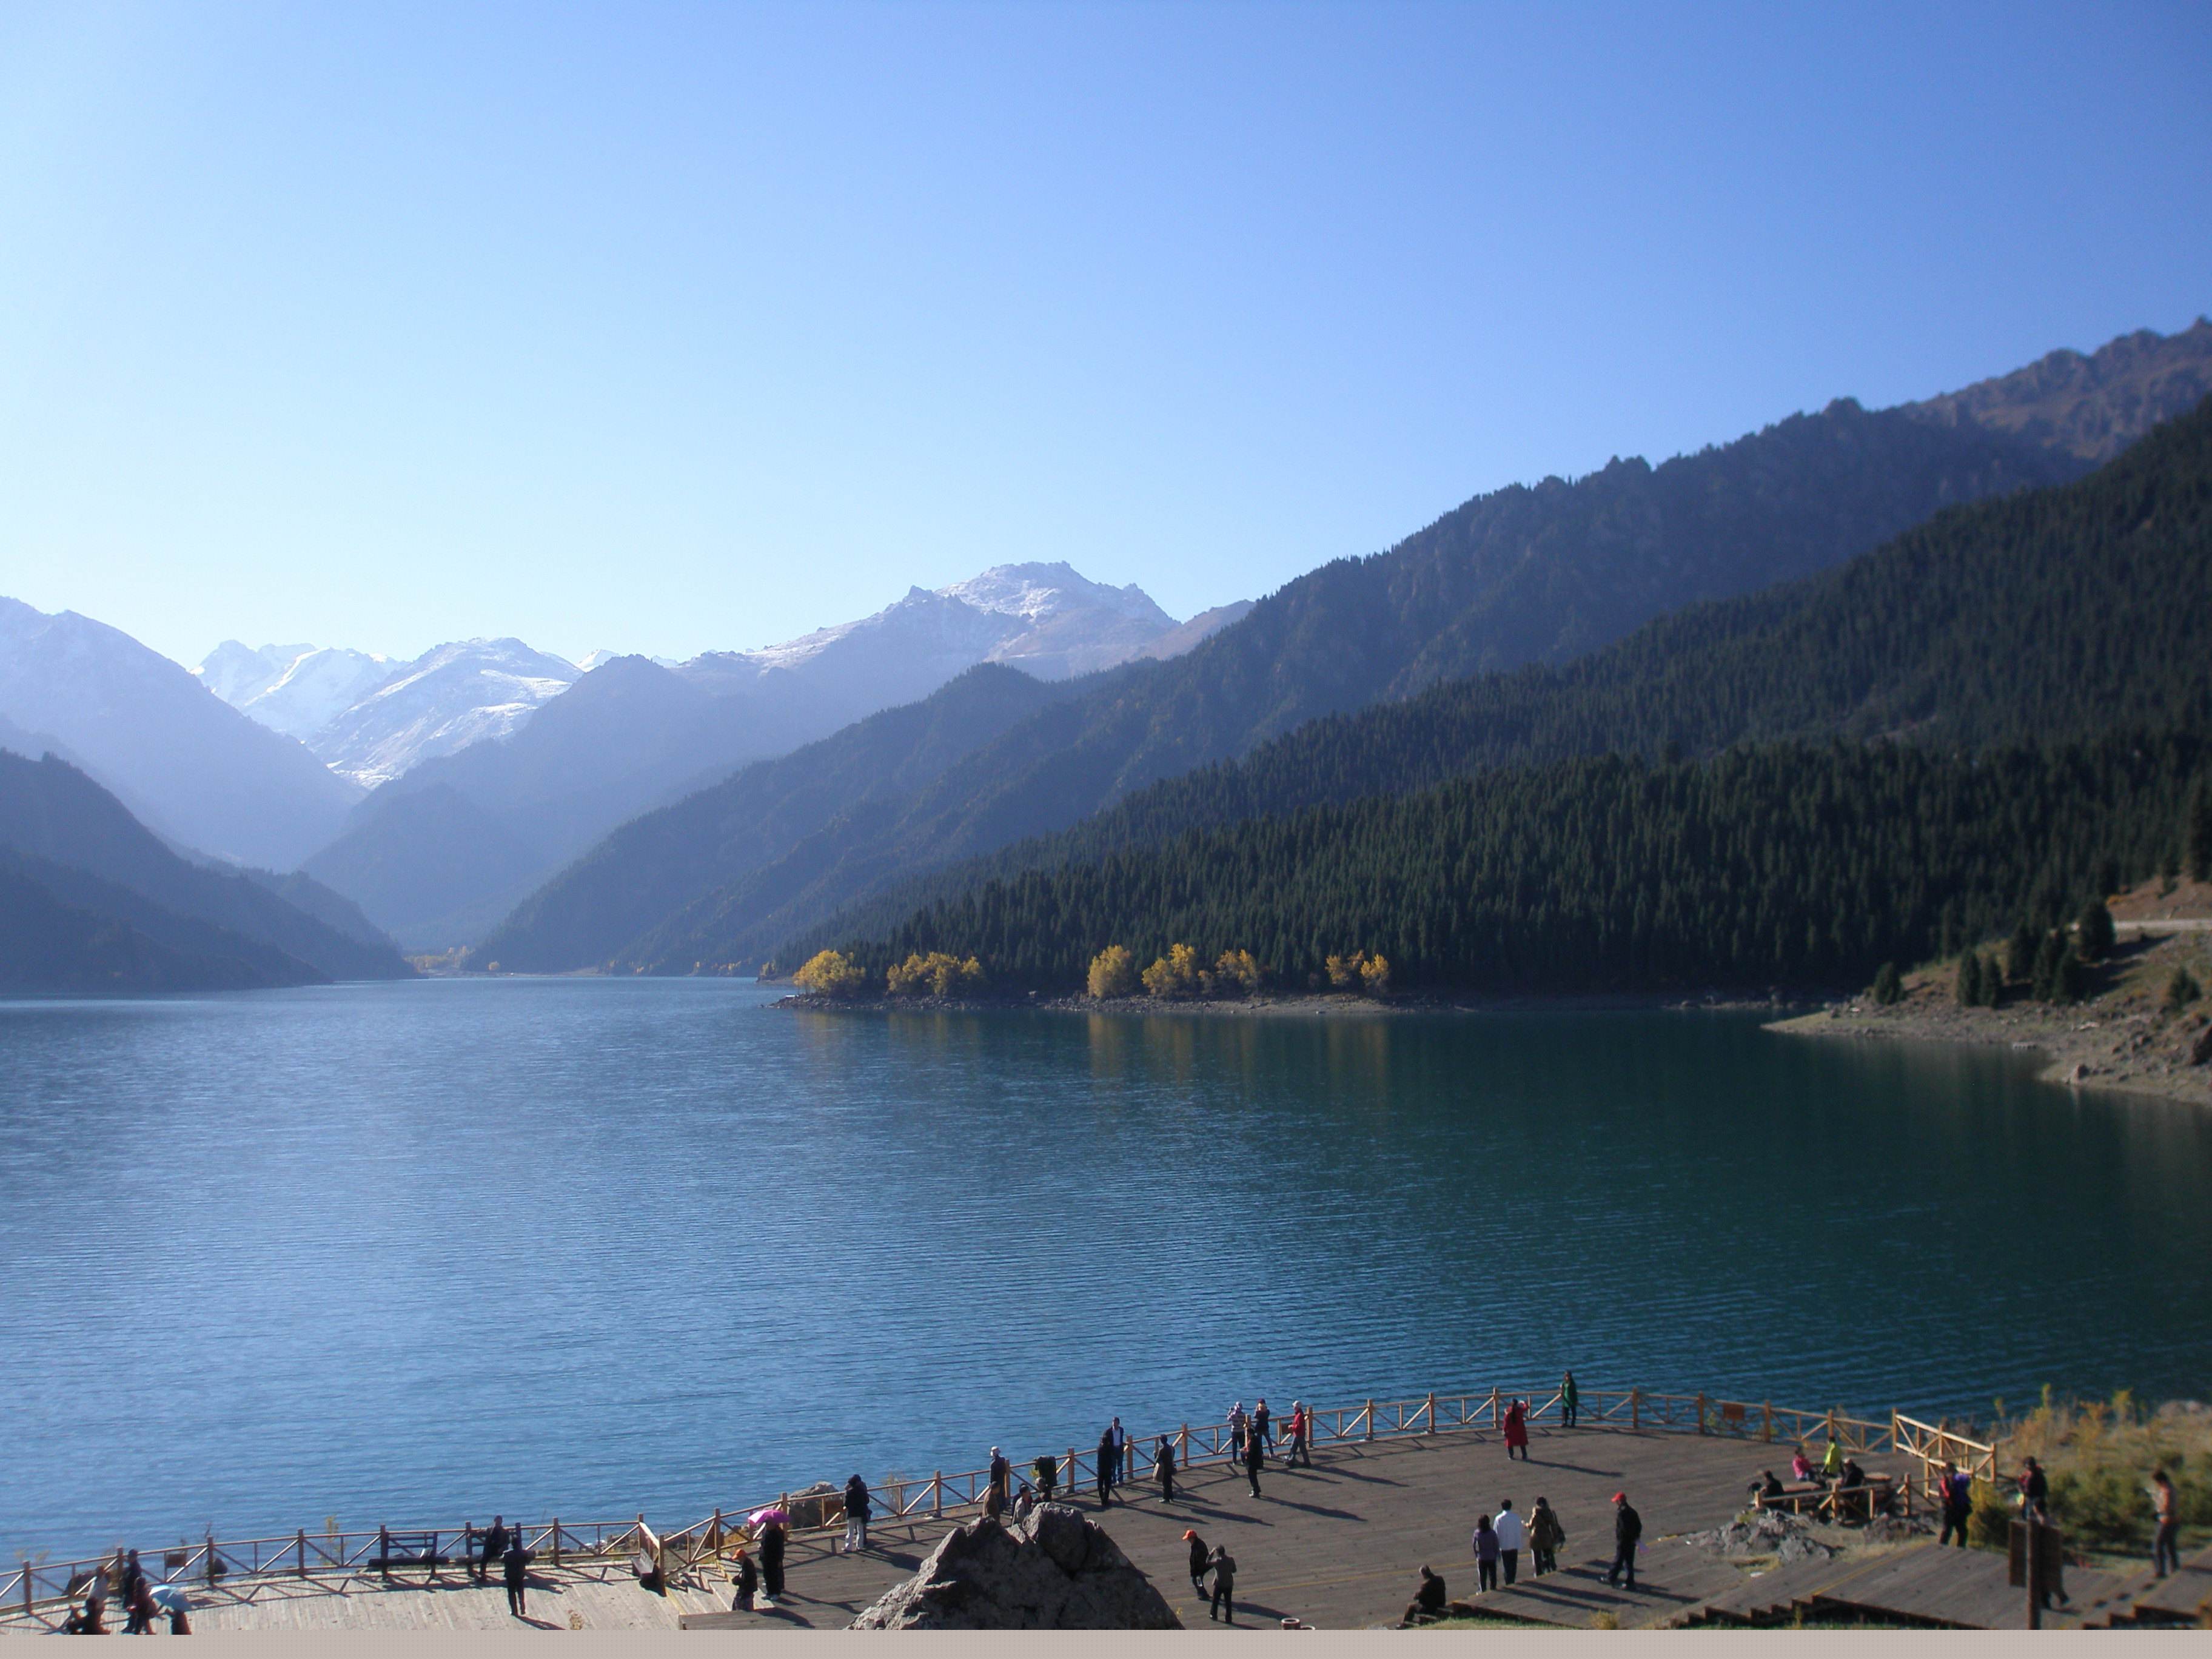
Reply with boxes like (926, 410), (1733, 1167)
(1503, 1398), (1530, 1461)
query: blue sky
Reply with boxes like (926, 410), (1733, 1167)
(2, 1), (2207, 668)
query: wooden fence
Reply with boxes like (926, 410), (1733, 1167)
(2, 1381), (2003, 1622)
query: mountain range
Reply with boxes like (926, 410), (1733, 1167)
(479, 319), (2212, 977)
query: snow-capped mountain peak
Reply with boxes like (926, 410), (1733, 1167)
(936, 561), (1175, 628)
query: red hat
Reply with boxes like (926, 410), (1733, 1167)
(1182, 1529), (1197, 1540)
(1612, 1492), (1627, 1503)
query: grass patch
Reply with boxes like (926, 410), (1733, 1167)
(1990, 1389), (2212, 1550)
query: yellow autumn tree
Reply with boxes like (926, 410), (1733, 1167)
(1324, 953), (1360, 990)
(1358, 953), (1392, 995)
(1215, 949), (1262, 996)
(793, 949), (871, 998)
(1087, 945), (1139, 999)
(886, 951), (986, 997)
(1141, 942), (1204, 998)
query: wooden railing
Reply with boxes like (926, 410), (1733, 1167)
(1, 1381), (2006, 1623)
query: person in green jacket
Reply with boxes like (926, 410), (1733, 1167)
(1560, 1372), (1580, 1429)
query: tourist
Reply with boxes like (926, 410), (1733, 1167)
(502, 1530), (529, 1618)
(1034, 1453), (1058, 1503)
(1243, 1422), (1265, 1498)
(1253, 1397), (1273, 1453)
(122, 1550), (157, 1635)
(59, 1594), (104, 1635)
(729, 1548), (758, 1612)
(1013, 1480), (1036, 1520)
(1838, 1456), (1866, 1490)
(1096, 1426), (1118, 1506)
(843, 1475), (872, 1553)
(1503, 1398), (1530, 1461)
(760, 1515), (788, 1606)
(1184, 1529), (1210, 1597)
(1404, 1565), (1449, 1624)
(1471, 1514), (1500, 1593)
(166, 1600), (191, 1635)
(2019, 1456), (2049, 1520)
(1606, 1492), (1641, 1590)
(1561, 1371), (1580, 1429)
(1156, 1436), (1178, 1503)
(480, 1515), (511, 1586)
(1207, 1544), (1237, 1624)
(1112, 1418), (1130, 1489)
(1529, 1496), (1565, 1577)
(1228, 1401), (1248, 1465)
(1791, 1447), (1816, 1483)
(1753, 1470), (1785, 1502)
(988, 1446), (1011, 1517)
(1494, 1498), (1525, 1584)
(1820, 1439), (1842, 1481)
(1938, 1462), (1972, 1549)
(1287, 1401), (1312, 1466)
(2151, 1469), (2180, 1578)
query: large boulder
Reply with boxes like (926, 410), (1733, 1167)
(850, 1504), (1181, 1629)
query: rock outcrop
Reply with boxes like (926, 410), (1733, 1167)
(850, 1504), (1179, 1630)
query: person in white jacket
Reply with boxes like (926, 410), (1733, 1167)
(1493, 1498), (1526, 1585)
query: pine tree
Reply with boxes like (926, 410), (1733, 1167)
(2188, 779), (2212, 882)
(2007, 922), (2041, 989)
(2052, 945), (2086, 1005)
(2076, 899), (2116, 963)
(1872, 961), (1904, 1005)
(2166, 965), (2202, 1011)
(2031, 931), (2064, 1002)
(1955, 950), (1983, 1008)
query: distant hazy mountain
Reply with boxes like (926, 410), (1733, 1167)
(0, 598), (363, 870)
(0, 748), (412, 981)
(200, 637), (580, 786)
(0, 860), (282, 993)
(595, 322), (2212, 975)
(299, 563), (1230, 945)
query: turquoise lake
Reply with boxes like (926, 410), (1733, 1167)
(4, 977), (2208, 1560)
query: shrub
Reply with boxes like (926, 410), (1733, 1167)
(1087, 945), (1139, 1000)
(1141, 943), (1205, 999)
(886, 951), (985, 997)
(1213, 949), (1262, 996)
(793, 949), (871, 999)
(1966, 1479), (2012, 1550)
(2166, 966), (2203, 1013)
(2076, 899), (2116, 964)
(1871, 961), (1903, 1005)
(1955, 951), (1983, 1008)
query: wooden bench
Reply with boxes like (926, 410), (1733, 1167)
(371, 1530), (447, 1578)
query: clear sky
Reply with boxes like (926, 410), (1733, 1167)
(1, 1), (2207, 669)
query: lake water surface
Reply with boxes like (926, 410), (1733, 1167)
(4, 978), (2208, 1559)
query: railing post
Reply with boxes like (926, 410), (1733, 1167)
(1632, 1387), (1641, 1431)
(1068, 1449), (1076, 1501)
(297, 1529), (308, 1578)
(1697, 1392), (1707, 1435)
(551, 1520), (561, 1567)
(1424, 1392), (1436, 1434)
(932, 1472), (943, 1518)
(1364, 1400), (1375, 1443)
(1179, 1423), (1190, 1466)
(1489, 1386), (1500, 1429)
(1763, 1401), (1774, 1443)
(20, 1558), (32, 1619)
(206, 1532), (217, 1588)
(378, 1526), (391, 1583)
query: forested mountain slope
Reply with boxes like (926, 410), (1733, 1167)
(796, 394), (2212, 975)
(474, 663), (1102, 971)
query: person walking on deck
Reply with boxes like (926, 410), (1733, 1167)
(1606, 1492), (1642, 1590)
(1529, 1496), (1564, 1577)
(1287, 1401), (1312, 1466)
(2019, 1456), (2049, 1520)
(2152, 1469), (2180, 1577)
(1937, 1463), (1971, 1549)
(1155, 1437), (1178, 1503)
(1494, 1498), (1525, 1584)
(759, 1516), (788, 1606)
(843, 1475), (872, 1553)
(1242, 1423), (1265, 1498)
(502, 1532), (529, 1618)
(480, 1516), (511, 1586)
(1184, 1530), (1210, 1597)
(1227, 1401), (1247, 1466)
(1561, 1372), (1580, 1429)
(1252, 1397), (1273, 1453)
(1205, 1545), (1237, 1623)
(1472, 1515), (1500, 1593)
(121, 1555), (157, 1635)
(1097, 1426), (1118, 1506)
(1503, 1399), (1530, 1461)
